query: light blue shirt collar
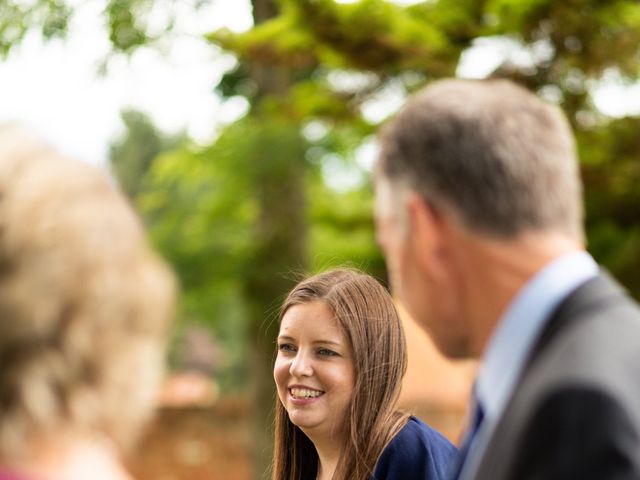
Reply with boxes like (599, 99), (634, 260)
(476, 250), (599, 422)
(459, 250), (599, 480)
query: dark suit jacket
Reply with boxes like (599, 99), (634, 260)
(473, 272), (640, 479)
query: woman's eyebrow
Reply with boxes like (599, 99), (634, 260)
(277, 335), (342, 347)
(277, 335), (295, 341)
(313, 340), (342, 347)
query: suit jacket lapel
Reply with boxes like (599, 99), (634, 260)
(473, 272), (628, 479)
(525, 271), (626, 369)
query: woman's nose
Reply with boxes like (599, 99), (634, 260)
(289, 351), (313, 377)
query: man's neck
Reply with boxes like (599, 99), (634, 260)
(454, 229), (584, 357)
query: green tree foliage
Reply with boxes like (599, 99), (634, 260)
(0, 0), (213, 62)
(138, 120), (259, 391)
(579, 116), (640, 296)
(207, 0), (640, 303)
(109, 109), (185, 199)
(0, 0), (71, 56)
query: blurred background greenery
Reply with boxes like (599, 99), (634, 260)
(3, 0), (640, 478)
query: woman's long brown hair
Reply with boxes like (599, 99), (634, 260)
(271, 269), (409, 480)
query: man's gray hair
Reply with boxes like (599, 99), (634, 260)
(377, 79), (584, 241)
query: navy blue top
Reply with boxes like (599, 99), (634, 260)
(372, 416), (458, 480)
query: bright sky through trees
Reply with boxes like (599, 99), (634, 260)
(0, 0), (252, 166)
(1, 0), (639, 169)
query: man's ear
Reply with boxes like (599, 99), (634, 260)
(405, 192), (450, 275)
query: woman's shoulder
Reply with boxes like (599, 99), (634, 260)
(399, 416), (455, 446)
(373, 416), (458, 480)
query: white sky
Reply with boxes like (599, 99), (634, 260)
(1, 0), (638, 171)
(0, 0), (252, 167)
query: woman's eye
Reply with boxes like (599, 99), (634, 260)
(317, 348), (337, 357)
(278, 343), (296, 353)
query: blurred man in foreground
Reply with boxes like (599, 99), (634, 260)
(374, 79), (640, 479)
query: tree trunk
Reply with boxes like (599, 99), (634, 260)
(245, 1), (307, 479)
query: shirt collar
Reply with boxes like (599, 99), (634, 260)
(475, 250), (599, 422)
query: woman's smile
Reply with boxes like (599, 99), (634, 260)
(289, 385), (325, 399)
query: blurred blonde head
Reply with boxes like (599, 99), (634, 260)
(0, 127), (175, 462)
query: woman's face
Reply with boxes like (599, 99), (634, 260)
(274, 301), (355, 442)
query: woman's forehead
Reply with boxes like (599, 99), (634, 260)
(280, 301), (345, 340)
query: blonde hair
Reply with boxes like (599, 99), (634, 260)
(0, 128), (175, 459)
(272, 268), (408, 480)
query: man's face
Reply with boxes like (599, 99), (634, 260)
(373, 175), (412, 304)
(374, 174), (468, 358)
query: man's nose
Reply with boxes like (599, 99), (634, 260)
(289, 350), (313, 377)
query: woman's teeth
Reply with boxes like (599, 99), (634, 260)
(290, 388), (323, 399)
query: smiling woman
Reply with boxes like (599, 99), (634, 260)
(271, 269), (457, 480)
(275, 300), (355, 445)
